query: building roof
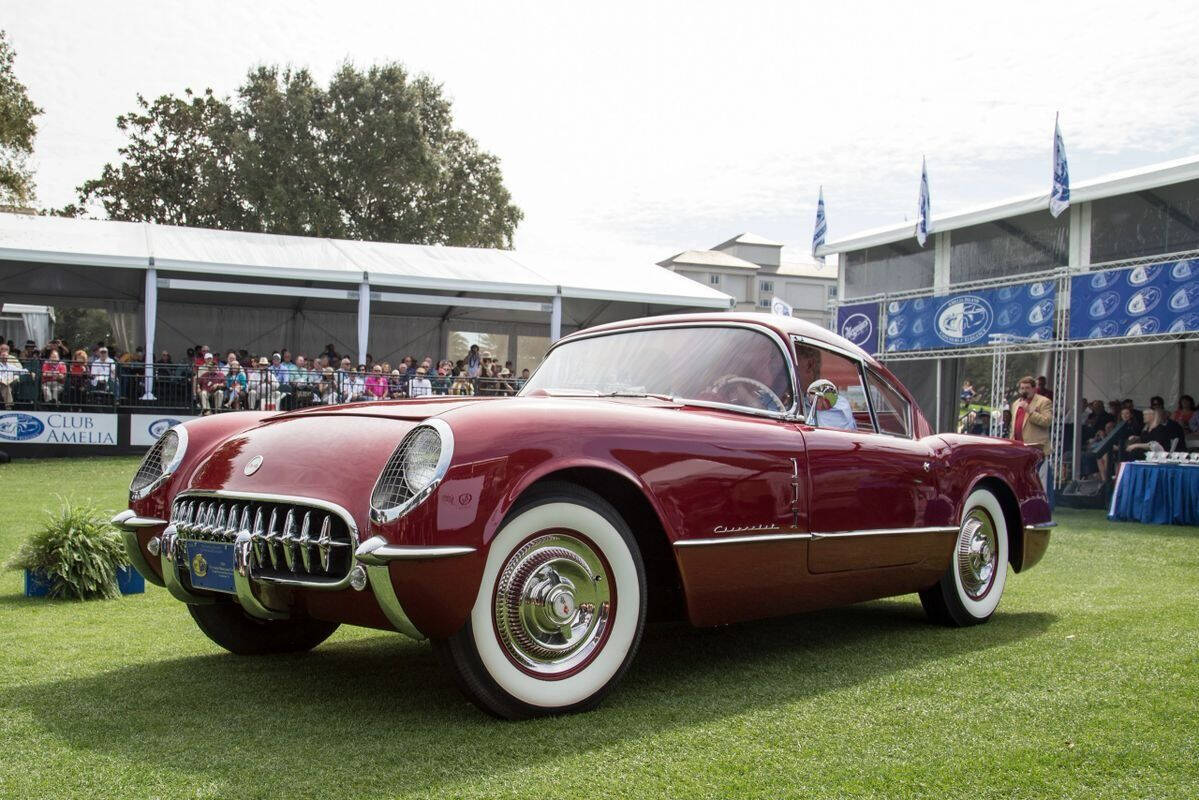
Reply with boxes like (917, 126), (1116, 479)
(0, 213), (732, 309)
(816, 153), (1199, 256)
(658, 249), (761, 270)
(775, 257), (839, 279)
(712, 232), (785, 249)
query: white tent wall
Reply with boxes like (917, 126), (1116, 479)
(1077, 342), (1189, 407)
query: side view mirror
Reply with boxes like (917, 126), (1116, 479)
(805, 379), (838, 425)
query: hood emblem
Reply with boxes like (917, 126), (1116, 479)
(244, 455), (264, 476)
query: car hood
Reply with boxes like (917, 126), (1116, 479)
(268, 394), (684, 423)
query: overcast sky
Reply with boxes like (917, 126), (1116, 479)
(7, 1), (1199, 267)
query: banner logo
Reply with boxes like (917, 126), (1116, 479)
(887, 300), (906, 314)
(1126, 287), (1162, 315)
(1090, 271), (1120, 290)
(147, 418), (182, 439)
(1027, 299), (1055, 325)
(936, 295), (993, 345)
(1128, 264), (1164, 286)
(1089, 291), (1121, 319)
(1173, 260), (1195, 281)
(840, 313), (872, 345)
(1088, 321), (1119, 339)
(1126, 318), (1160, 336)
(1028, 281), (1053, 298)
(1170, 283), (1199, 312)
(1168, 314), (1199, 333)
(0, 413), (46, 441)
(887, 316), (906, 337)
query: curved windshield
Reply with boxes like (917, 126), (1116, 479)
(520, 326), (794, 413)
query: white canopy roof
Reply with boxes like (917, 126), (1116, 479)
(0, 213), (732, 309)
(817, 153), (1199, 256)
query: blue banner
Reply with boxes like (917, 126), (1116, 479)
(1069, 258), (1199, 340)
(836, 301), (880, 353)
(883, 279), (1057, 352)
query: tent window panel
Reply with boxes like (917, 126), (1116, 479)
(1091, 179), (1199, 264)
(842, 242), (934, 300)
(948, 210), (1068, 283)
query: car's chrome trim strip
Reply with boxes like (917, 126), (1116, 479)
(810, 526), (958, 540)
(112, 511), (167, 587)
(355, 534), (476, 564)
(364, 562), (426, 642)
(674, 532), (814, 547)
(1024, 521), (1057, 531)
(674, 525), (959, 548)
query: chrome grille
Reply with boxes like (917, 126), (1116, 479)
(131, 435), (168, 492)
(171, 495), (354, 584)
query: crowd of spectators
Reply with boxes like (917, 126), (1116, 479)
(0, 337), (533, 414)
(1078, 394), (1194, 481)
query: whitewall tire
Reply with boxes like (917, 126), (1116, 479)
(920, 488), (1009, 627)
(434, 482), (647, 718)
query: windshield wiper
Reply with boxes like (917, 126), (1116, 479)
(602, 390), (676, 402)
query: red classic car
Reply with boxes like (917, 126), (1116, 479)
(114, 312), (1053, 718)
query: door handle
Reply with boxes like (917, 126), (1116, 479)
(923, 461), (931, 472)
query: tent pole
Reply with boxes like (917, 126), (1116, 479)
(550, 294), (562, 342)
(1071, 348), (1083, 482)
(141, 264), (157, 400)
(357, 275), (370, 366)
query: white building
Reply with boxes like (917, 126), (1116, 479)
(658, 233), (839, 327)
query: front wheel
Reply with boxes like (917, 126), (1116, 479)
(187, 602), (340, 655)
(919, 488), (1009, 627)
(434, 482), (647, 719)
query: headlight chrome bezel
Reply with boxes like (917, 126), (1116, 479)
(370, 419), (455, 525)
(130, 425), (189, 501)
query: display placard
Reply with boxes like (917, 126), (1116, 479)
(0, 410), (118, 445)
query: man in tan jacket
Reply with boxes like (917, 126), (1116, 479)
(1011, 375), (1052, 452)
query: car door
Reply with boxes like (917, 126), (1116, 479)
(790, 338), (944, 573)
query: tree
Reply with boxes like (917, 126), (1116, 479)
(0, 30), (42, 206)
(74, 63), (523, 248)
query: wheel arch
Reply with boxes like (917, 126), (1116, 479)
(515, 466), (688, 623)
(967, 474), (1026, 572)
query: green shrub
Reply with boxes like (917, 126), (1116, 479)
(5, 499), (130, 600)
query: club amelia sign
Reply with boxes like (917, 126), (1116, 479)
(0, 411), (117, 445)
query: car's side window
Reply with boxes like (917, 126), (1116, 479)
(793, 341), (875, 433)
(865, 370), (912, 438)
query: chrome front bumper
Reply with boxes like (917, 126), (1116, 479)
(113, 510), (476, 641)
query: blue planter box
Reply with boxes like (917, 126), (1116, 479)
(24, 569), (51, 597)
(117, 565), (145, 595)
(24, 566), (146, 597)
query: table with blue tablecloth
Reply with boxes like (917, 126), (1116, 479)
(1109, 461), (1199, 525)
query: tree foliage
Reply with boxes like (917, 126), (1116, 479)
(0, 30), (42, 206)
(74, 63), (523, 248)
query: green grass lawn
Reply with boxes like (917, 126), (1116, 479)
(1, 456), (1197, 799)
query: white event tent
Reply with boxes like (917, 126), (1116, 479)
(0, 213), (732, 371)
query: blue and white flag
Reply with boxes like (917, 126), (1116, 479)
(915, 157), (931, 247)
(812, 186), (827, 264)
(771, 296), (793, 317)
(1050, 113), (1070, 218)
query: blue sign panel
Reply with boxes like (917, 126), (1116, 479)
(836, 301), (881, 352)
(185, 540), (237, 594)
(883, 280), (1057, 352)
(1069, 258), (1199, 341)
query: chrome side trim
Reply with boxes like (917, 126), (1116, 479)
(674, 532), (814, 547)
(113, 511), (166, 588)
(111, 509), (169, 531)
(364, 562), (426, 642)
(173, 489), (359, 590)
(355, 534), (476, 565)
(370, 418), (456, 525)
(809, 526), (958, 540)
(1024, 521), (1057, 531)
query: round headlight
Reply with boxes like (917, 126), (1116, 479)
(130, 427), (187, 499)
(403, 427), (443, 494)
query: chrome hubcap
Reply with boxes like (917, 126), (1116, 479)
(957, 509), (998, 600)
(494, 533), (612, 675)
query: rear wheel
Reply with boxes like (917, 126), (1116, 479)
(434, 482), (647, 719)
(187, 602), (340, 655)
(920, 488), (1009, 627)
